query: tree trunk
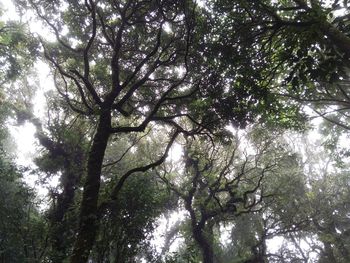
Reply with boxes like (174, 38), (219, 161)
(50, 150), (84, 263)
(192, 226), (215, 263)
(185, 192), (215, 263)
(70, 111), (111, 263)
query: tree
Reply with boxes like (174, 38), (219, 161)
(7, 1), (350, 262)
(209, 0), (350, 130)
(93, 173), (173, 262)
(158, 127), (303, 263)
(0, 9), (45, 263)
(34, 112), (88, 263)
(13, 0), (199, 261)
(0, 10), (37, 85)
(0, 72), (45, 263)
(0, 6), (38, 119)
(13, 0), (293, 261)
(225, 130), (350, 263)
(293, 130), (350, 263)
(0, 156), (46, 263)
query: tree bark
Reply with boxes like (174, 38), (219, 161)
(192, 224), (215, 263)
(70, 110), (111, 263)
(49, 145), (84, 263)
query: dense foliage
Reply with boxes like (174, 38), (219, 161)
(1, 0), (350, 262)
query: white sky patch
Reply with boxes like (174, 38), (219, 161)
(163, 22), (172, 33)
(175, 66), (186, 78)
(219, 223), (233, 246)
(266, 236), (285, 254)
(151, 209), (186, 254)
(1, 0), (16, 21)
(33, 60), (54, 118)
(169, 142), (183, 162)
(197, 0), (205, 8)
(9, 122), (48, 196)
(1, 0), (56, 41)
(10, 118), (60, 207)
(10, 121), (37, 166)
(27, 16), (55, 41)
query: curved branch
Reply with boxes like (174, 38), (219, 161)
(109, 130), (180, 200)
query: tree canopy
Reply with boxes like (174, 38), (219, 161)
(1, 0), (350, 262)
